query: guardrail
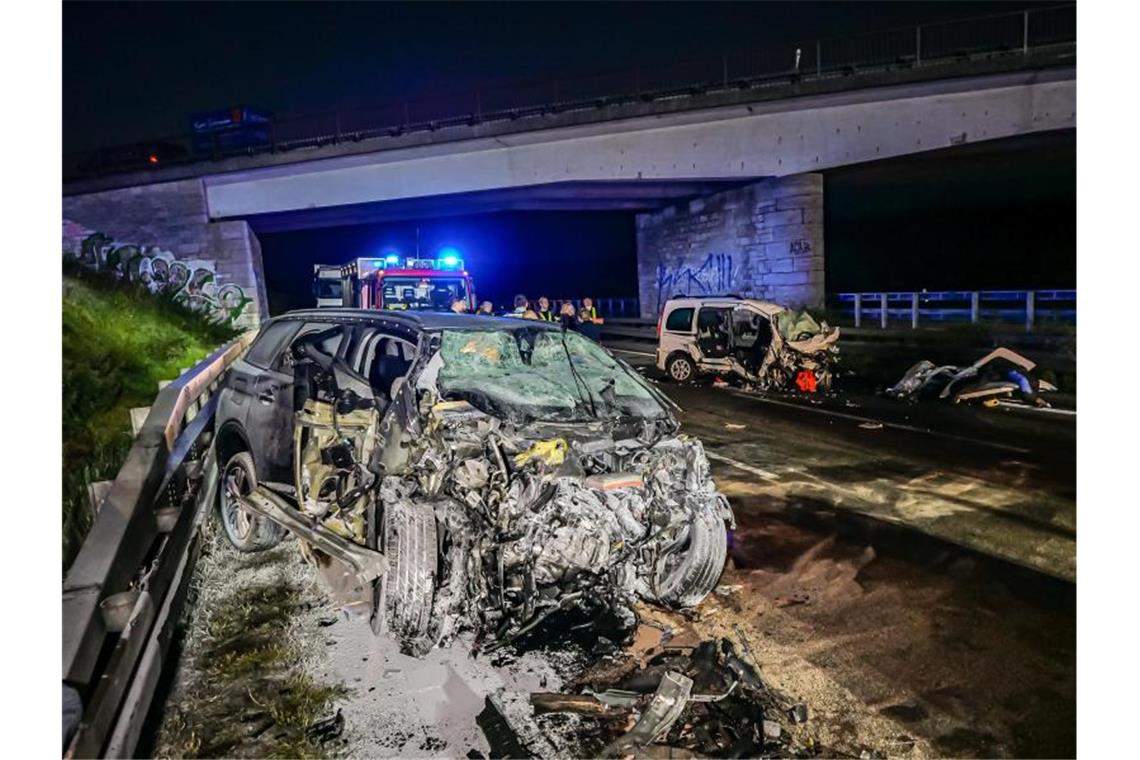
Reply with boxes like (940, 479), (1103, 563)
(549, 297), (640, 318)
(63, 4), (1075, 180)
(62, 331), (256, 758)
(833, 290), (1076, 331)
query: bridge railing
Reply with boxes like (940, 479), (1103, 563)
(63, 4), (1075, 181)
(832, 289), (1076, 331)
(62, 332), (256, 758)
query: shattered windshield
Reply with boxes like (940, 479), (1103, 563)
(434, 328), (667, 423)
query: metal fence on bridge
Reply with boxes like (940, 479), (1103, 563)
(64, 4), (1075, 180)
(832, 290), (1076, 331)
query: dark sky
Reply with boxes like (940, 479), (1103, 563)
(63, 0), (1058, 154)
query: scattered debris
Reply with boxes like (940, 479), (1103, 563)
(858, 421), (883, 430)
(527, 637), (820, 758)
(886, 347), (1056, 407)
(725, 422), (747, 430)
(306, 708), (345, 744)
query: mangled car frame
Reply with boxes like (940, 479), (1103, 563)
(214, 309), (733, 655)
(655, 296), (839, 392)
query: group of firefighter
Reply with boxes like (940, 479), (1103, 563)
(448, 293), (605, 339)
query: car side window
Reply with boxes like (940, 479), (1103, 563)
(245, 321), (301, 368)
(665, 307), (694, 332)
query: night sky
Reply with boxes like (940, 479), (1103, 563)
(64, 1), (1075, 313)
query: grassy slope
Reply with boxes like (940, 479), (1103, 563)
(62, 265), (237, 570)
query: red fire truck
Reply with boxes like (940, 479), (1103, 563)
(336, 253), (477, 312)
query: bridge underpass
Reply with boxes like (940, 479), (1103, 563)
(62, 64), (1075, 325)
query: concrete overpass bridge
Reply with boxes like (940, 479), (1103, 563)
(63, 12), (1075, 324)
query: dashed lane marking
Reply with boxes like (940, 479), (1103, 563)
(705, 451), (782, 481)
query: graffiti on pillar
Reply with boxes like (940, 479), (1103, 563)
(63, 224), (252, 325)
(655, 253), (741, 308)
(790, 240), (812, 255)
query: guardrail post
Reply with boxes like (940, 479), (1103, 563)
(915, 26), (922, 66)
(853, 294), (862, 327)
(970, 291), (980, 324)
(911, 293), (919, 329)
(1025, 290), (1035, 332)
(1023, 10), (1030, 55)
(816, 39), (822, 76)
(879, 293), (888, 328)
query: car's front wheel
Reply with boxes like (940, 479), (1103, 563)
(219, 451), (287, 552)
(667, 353), (696, 383)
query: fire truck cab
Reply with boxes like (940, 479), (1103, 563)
(339, 255), (477, 312)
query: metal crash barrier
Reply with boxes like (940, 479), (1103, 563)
(62, 331), (256, 758)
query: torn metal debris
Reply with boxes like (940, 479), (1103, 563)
(216, 316), (735, 657)
(886, 347), (1056, 407)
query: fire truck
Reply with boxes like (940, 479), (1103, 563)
(335, 254), (477, 312)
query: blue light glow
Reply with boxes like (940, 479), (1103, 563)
(384, 253), (399, 264)
(438, 246), (461, 268)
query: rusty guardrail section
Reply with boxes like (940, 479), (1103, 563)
(62, 331), (256, 758)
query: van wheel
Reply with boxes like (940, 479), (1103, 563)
(667, 354), (696, 383)
(219, 451), (286, 552)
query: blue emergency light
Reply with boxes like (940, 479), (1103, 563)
(438, 247), (461, 269)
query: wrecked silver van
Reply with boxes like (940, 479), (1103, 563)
(214, 310), (733, 656)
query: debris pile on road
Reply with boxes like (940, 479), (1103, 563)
(886, 347), (1055, 407)
(523, 635), (822, 758)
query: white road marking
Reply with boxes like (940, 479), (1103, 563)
(705, 451), (782, 481)
(725, 389), (1033, 455)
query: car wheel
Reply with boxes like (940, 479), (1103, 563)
(652, 498), (727, 608)
(381, 500), (438, 655)
(667, 354), (696, 383)
(219, 451), (286, 552)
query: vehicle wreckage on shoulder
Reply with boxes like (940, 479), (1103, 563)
(214, 309), (733, 656)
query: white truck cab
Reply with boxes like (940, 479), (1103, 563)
(655, 296), (839, 391)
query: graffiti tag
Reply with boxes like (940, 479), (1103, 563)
(656, 253), (741, 308)
(67, 228), (252, 326)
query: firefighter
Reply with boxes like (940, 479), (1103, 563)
(578, 297), (603, 341)
(478, 300), (494, 315)
(536, 296), (555, 322)
(512, 294), (529, 315)
(450, 297), (469, 314)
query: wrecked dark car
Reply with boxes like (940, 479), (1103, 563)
(214, 310), (734, 656)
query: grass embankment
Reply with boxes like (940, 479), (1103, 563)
(63, 264), (237, 570)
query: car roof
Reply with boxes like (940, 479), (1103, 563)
(267, 308), (563, 333)
(663, 297), (786, 316)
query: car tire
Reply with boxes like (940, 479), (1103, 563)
(652, 498), (727, 608)
(666, 353), (696, 383)
(219, 451), (286, 552)
(381, 500), (438, 655)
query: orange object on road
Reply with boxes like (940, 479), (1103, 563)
(795, 370), (818, 393)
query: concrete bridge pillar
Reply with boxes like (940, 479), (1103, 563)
(62, 178), (268, 329)
(635, 173), (824, 319)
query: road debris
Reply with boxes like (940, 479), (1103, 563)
(886, 347), (1056, 407)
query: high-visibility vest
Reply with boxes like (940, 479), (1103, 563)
(538, 310), (555, 321)
(582, 306), (598, 321)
